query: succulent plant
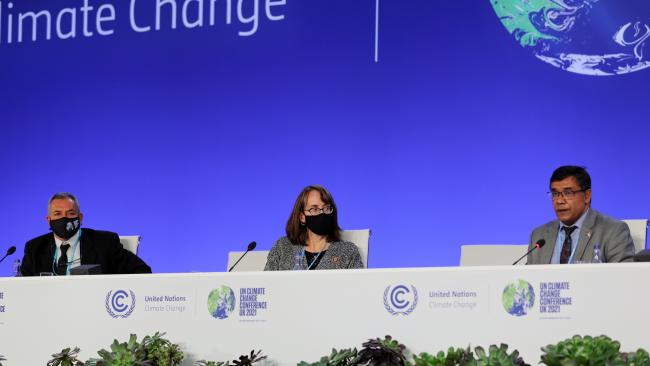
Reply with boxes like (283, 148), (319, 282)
(231, 350), (267, 366)
(47, 347), (84, 366)
(411, 346), (474, 366)
(141, 332), (184, 366)
(195, 350), (267, 366)
(297, 347), (358, 366)
(195, 361), (229, 366)
(95, 334), (149, 366)
(621, 349), (650, 366)
(471, 344), (529, 366)
(351, 335), (408, 366)
(541, 335), (624, 366)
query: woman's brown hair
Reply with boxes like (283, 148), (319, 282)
(285, 185), (342, 245)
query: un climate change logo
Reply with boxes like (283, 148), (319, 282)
(502, 280), (535, 316)
(384, 284), (418, 316)
(207, 286), (236, 319)
(105, 290), (136, 318)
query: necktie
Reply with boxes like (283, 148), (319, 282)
(560, 226), (577, 264)
(57, 243), (70, 275)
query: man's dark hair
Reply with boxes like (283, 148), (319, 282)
(550, 166), (591, 190)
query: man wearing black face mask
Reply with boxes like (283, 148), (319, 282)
(19, 192), (151, 276)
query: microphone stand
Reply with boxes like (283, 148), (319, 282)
(228, 241), (257, 272)
(513, 240), (545, 265)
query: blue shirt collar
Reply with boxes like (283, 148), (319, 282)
(559, 207), (589, 230)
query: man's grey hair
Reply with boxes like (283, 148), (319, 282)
(48, 192), (81, 212)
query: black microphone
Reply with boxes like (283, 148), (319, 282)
(0, 246), (16, 265)
(512, 239), (545, 265)
(228, 241), (256, 272)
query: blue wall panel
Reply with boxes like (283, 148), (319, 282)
(1, 0), (648, 274)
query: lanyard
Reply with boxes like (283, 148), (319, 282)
(301, 248), (324, 270)
(568, 242), (578, 263)
(52, 229), (82, 276)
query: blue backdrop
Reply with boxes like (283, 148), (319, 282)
(2, 0), (649, 275)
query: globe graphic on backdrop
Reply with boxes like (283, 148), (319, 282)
(502, 280), (535, 316)
(490, 0), (650, 76)
(207, 286), (236, 319)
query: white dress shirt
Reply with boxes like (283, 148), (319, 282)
(54, 229), (82, 272)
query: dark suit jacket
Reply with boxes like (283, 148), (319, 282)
(20, 228), (152, 276)
(526, 208), (635, 264)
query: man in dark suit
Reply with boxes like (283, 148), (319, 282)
(527, 166), (635, 264)
(20, 192), (151, 276)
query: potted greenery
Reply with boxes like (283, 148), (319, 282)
(47, 347), (84, 366)
(621, 349), (650, 366)
(472, 344), (529, 366)
(141, 332), (184, 366)
(86, 332), (183, 366)
(410, 344), (527, 366)
(411, 346), (474, 366)
(195, 361), (229, 366)
(93, 334), (149, 366)
(231, 350), (267, 366)
(195, 350), (267, 366)
(298, 348), (358, 366)
(351, 335), (408, 366)
(542, 335), (650, 366)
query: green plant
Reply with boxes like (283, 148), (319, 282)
(195, 350), (266, 366)
(351, 335), (408, 366)
(48, 347), (84, 366)
(0, 354), (6, 366)
(95, 334), (149, 366)
(411, 347), (474, 366)
(621, 349), (650, 366)
(141, 332), (184, 366)
(231, 350), (267, 366)
(541, 335), (624, 366)
(195, 361), (229, 366)
(472, 344), (528, 366)
(297, 348), (358, 366)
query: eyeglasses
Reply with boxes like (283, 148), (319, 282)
(548, 189), (588, 200)
(304, 205), (334, 215)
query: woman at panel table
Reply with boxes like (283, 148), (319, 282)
(264, 185), (364, 271)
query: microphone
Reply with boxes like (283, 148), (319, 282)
(512, 239), (545, 265)
(228, 241), (256, 272)
(0, 246), (16, 265)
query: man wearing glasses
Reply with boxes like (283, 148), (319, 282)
(526, 166), (635, 264)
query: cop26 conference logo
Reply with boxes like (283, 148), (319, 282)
(502, 280), (535, 317)
(490, 0), (650, 76)
(207, 286), (236, 319)
(105, 289), (136, 318)
(383, 284), (418, 316)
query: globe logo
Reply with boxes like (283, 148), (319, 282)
(207, 286), (236, 319)
(502, 280), (535, 316)
(490, 0), (650, 76)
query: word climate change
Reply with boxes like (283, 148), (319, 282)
(0, 0), (286, 44)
